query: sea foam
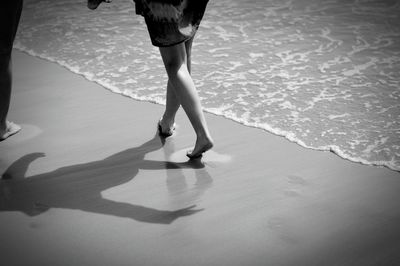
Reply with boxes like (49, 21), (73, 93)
(15, 0), (400, 171)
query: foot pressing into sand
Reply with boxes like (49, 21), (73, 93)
(187, 137), (214, 159)
(0, 121), (21, 141)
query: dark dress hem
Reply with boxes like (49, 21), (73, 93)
(134, 0), (208, 47)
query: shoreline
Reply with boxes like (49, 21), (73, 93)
(1, 50), (400, 265)
(14, 47), (399, 173)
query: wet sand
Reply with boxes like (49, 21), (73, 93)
(1, 51), (400, 266)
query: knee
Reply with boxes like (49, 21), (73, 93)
(160, 45), (188, 76)
(164, 58), (186, 77)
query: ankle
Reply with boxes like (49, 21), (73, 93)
(161, 115), (175, 126)
(197, 133), (213, 145)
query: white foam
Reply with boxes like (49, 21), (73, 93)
(14, 0), (400, 172)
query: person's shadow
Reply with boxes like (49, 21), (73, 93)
(0, 133), (210, 224)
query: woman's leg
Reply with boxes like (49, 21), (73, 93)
(184, 37), (193, 74)
(0, 0), (23, 140)
(159, 80), (179, 132)
(159, 41), (213, 157)
(159, 37), (193, 132)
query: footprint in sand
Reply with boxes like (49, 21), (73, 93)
(287, 175), (307, 185)
(282, 175), (308, 198)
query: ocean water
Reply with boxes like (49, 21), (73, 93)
(15, 0), (400, 171)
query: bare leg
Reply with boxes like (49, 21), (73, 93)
(159, 41), (213, 158)
(159, 80), (179, 133)
(0, 59), (21, 141)
(185, 37), (193, 74)
(0, 0), (23, 141)
(159, 37), (193, 134)
(0, 55), (12, 131)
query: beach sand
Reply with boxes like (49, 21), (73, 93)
(1, 51), (400, 266)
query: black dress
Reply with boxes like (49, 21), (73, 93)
(134, 0), (209, 47)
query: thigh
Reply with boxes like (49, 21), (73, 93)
(159, 42), (187, 71)
(184, 37), (193, 73)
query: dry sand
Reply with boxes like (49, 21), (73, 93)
(1, 51), (400, 266)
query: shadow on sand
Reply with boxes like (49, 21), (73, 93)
(0, 133), (212, 224)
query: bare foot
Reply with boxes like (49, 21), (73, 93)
(187, 137), (214, 159)
(158, 117), (176, 137)
(0, 121), (21, 142)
